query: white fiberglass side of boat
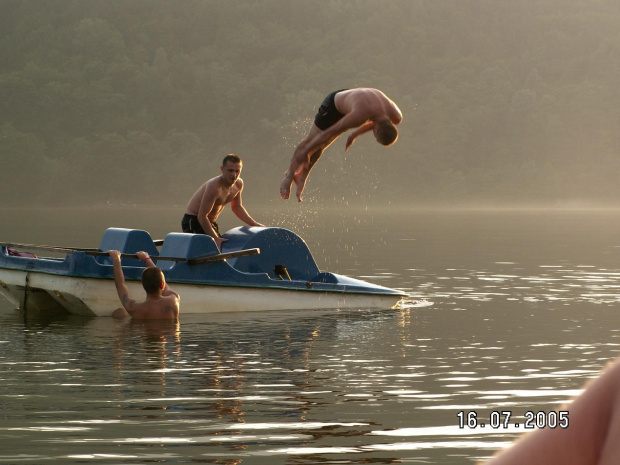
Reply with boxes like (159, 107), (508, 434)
(0, 268), (404, 317)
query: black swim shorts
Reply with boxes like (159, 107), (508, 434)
(181, 214), (220, 237)
(314, 89), (348, 130)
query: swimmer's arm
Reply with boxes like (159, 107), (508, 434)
(164, 296), (180, 319)
(163, 288), (180, 300)
(108, 250), (138, 313)
(136, 251), (156, 269)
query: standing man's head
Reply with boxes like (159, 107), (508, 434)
(220, 153), (243, 186)
(222, 153), (242, 166)
(142, 267), (165, 295)
(374, 118), (399, 146)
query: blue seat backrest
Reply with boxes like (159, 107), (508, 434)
(98, 228), (159, 267)
(222, 226), (319, 280)
(157, 233), (219, 271)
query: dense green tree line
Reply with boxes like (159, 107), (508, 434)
(1, 0), (619, 207)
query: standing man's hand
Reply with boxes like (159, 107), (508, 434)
(215, 237), (228, 251)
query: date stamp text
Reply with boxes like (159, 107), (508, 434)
(457, 410), (569, 430)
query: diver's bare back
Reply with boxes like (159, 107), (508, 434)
(335, 88), (401, 123)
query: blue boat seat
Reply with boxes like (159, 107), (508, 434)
(98, 228), (159, 267)
(157, 233), (219, 271)
(222, 226), (320, 281)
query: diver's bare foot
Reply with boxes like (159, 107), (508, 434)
(293, 171), (308, 202)
(280, 174), (293, 200)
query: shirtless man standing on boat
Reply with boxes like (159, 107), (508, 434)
(108, 250), (180, 320)
(182, 154), (264, 251)
(280, 88), (403, 202)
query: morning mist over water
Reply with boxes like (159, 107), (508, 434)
(1, 0), (619, 210)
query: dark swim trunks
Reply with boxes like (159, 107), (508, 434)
(314, 89), (349, 130)
(181, 214), (220, 237)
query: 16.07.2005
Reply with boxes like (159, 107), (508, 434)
(457, 410), (569, 429)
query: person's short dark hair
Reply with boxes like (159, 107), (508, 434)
(222, 154), (242, 166)
(376, 120), (398, 146)
(142, 267), (164, 294)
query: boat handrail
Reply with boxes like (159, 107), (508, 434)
(187, 247), (260, 265)
(0, 241), (260, 264)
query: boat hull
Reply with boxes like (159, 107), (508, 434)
(0, 226), (406, 316)
(0, 268), (403, 316)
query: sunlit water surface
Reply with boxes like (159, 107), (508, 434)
(1, 206), (620, 464)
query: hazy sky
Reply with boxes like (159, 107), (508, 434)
(1, 0), (618, 207)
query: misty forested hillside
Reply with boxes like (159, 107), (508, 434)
(1, 0), (618, 206)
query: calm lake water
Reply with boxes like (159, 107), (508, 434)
(1, 205), (620, 464)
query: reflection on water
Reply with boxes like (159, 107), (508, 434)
(1, 208), (620, 464)
(411, 264), (620, 306)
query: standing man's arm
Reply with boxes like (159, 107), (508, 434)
(108, 250), (137, 314)
(196, 182), (228, 250)
(231, 181), (265, 228)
